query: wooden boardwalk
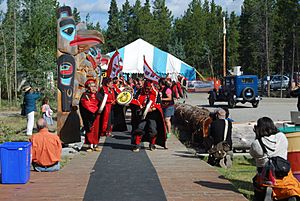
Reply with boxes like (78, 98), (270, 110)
(1, 135), (248, 201)
(0, 152), (99, 201)
(147, 134), (248, 201)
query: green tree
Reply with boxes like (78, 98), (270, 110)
(1, 0), (23, 102)
(273, 0), (299, 76)
(119, 0), (132, 46)
(19, 0), (57, 87)
(167, 37), (186, 61)
(106, 0), (122, 51)
(227, 12), (240, 68)
(127, 0), (142, 42)
(152, 0), (173, 51)
(72, 7), (81, 24)
(139, 0), (156, 44)
(85, 13), (94, 29)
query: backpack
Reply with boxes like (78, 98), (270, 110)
(258, 138), (290, 179)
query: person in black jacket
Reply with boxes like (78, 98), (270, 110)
(290, 82), (300, 111)
(208, 108), (233, 168)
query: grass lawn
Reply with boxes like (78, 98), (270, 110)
(215, 155), (257, 201)
(0, 114), (28, 143)
(0, 112), (71, 168)
(174, 127), (257, 200)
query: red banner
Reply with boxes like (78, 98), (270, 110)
(143, 56), (160, 83)
(107, 50), (123, 78)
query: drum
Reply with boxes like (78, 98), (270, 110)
(116, 91), (133, 106)
(285, 132), (300, 181)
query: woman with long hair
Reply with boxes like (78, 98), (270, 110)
(250, 117), (300, 201)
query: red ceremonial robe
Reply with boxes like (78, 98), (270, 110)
(99, 86), (115, 136)
(79, 92), (101, 145)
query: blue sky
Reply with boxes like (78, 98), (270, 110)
(1, 0), (244, 29)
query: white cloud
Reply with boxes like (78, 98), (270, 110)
(58, 0), (110, 13)
(166, 0), (190, 18)
(214, 0), (244, 15)
(0, 1), (7, 14)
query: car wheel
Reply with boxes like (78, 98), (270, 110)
(242, 87), (255, 101)
(252, 101), (259, 108)
(228, 97), (236, 108)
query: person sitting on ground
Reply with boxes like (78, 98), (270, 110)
(30, 118), (62, 172)
(222, 107), (234, 122)
(207, 108), (233, 168)
(250, 117), (300, 201)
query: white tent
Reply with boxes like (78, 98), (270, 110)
(107, 38), (196, 80)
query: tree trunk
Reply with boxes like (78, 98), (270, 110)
(9, 70), (12, 105)
(291, 29), (295, 82)
(208, 54), (214, 78)
(0, 81), (2, 107)
(14, 4), (18, 104)
(0, 25), (9, 102)
(280, 58), (284, 98)
(265, 0), (270, 97)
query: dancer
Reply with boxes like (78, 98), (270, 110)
(99, 77), (115, 137)
(79, 79), (101, 152)
(131, 80), (166, 152)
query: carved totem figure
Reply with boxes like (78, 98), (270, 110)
(57, 6), (104, 143)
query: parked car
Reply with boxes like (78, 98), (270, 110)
(208, 75), (261, 108)
(258, 75), (290, 91)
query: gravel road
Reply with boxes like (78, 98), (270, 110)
(184, 93), (297, 123)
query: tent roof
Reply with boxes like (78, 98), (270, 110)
(107, 38), (196, 80)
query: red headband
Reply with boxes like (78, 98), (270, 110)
(85, 79), (96, 88)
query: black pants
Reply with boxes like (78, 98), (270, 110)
(134, 119), (157, 138)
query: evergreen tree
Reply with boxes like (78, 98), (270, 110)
(72, 7), (81, 24)
(273, 0), (299, 75)
(119, 0), (132, 46)
(174, 0), (207, 76)
(139, 0), (156, 44)
(19, 0), (57, 85)
(2, 0), (23, 101)
(127, 0), (142, 42)
(203, 0), (223, 77)
(152, 0), (173, 51)
(106, 0), (122, 51)
(167, 37), (186, 61)
(239, 0), (266, 75)
(227, 12), (240, 68)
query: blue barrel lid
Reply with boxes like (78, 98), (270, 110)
(0, 142), (31, 149)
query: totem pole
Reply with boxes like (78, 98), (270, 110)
(57, 6), (104, 144)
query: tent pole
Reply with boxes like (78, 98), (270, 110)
(195, 69), (206, 81)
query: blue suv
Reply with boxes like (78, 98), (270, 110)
(208, 75), (261, 108)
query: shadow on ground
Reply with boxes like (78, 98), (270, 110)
(194, 180), (240, 193)
(100, 142), (133, 150)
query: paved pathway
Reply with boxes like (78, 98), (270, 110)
(0, 129), (247, 201)
(147, 134), (247, 201)
(0, 151), (99, 200)
(83, 131), (166, 201)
